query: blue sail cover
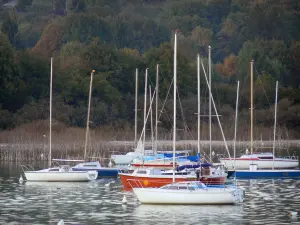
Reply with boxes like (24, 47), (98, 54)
(186, 153), (201, 162)
(176, 163), (212, 171)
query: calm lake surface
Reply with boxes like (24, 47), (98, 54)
(0, 161), (300, 225)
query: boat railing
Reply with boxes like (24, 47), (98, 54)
(127, 179), (145, 188)
(20, 165), (35, 173)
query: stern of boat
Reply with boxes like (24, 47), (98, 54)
(87, 171), (98, 180)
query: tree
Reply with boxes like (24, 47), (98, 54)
(1, 12), (18, 45)
(215, 54), (237, 78)
(0, 33), (21, 111)
(16, 0), (33, 11)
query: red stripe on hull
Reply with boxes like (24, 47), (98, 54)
(130, 163), (176, 168)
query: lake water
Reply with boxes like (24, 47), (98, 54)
(0, 162), (300, 225)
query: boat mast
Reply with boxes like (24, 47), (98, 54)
(143, 68), (148, 154)
(84, 70), (95, 161)
(155, 64), (159, 155)
(134, 69), (138, 148)
(250, 60), (254, 156)
(272, 81), (278, 170)
(49, 57), (53, 168)
(208, 46), (212, 162)
(173, 31), (178, 183)
(200, 60), (231, 159)
(234, 81), (240, 169)
(149, 85), (154, 153)
(197, 54), (201, 163)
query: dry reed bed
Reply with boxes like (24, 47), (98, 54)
(0, 139), (299, 162)
(0, 120), (299, 161)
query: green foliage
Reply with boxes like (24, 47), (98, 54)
(1, 0), (300, 135)
(1, 12), (18, 45)
(0, 32), (20, 111)
(16, 0), (33, 11)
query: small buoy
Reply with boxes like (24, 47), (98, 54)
(19, 175), (24, 184)
(288, 211), (298, 217)
(122, 195), (127, 204)
(105, 182), (111, 188)
(57, 219), (64, 225)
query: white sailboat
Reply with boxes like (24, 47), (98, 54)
(111, 69), (152, 166)
(22, 58), (97, 182)
(220, 60), (299, 170)
(132, 31), (244, 205)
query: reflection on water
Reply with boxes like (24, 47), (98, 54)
(0, 162), (300, 224)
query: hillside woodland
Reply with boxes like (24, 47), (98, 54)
(0, 0), (300, 140)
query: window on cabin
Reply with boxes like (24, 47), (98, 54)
(136, 170), (147, 174)
(258, 157), (274, 159)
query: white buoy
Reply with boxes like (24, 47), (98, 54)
(122, 195), (127, 204)
(108, 160), (112, 168)
(57, 220), (64, 225)
(19, 175), (24, 184)
(288, 211), (298, 217)
(105, 181), (115, 188)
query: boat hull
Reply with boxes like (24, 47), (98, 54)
(220, 158), (299, 170)
(230, 169), (300, 179)
(72, 167), (118, 178)
(24, 171), (97, 182)
(119, 173), (196, 190)
(111, 155), (137, 165)
(133, 188), (243, 205)
(200, 175), (227, 185)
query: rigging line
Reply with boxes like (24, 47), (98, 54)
(157, 77), (174, 128)
(176, 88), (194, 141)
(254, 64), (272, 107)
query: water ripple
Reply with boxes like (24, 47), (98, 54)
(1, 165), (300, 224)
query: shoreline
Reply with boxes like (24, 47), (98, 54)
(0, 139), (299, 162)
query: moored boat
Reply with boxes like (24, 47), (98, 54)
(119, 168), (196, 190)
(220, 152), (299, 170)
(72, 161), (118, 178)
(22, 165), (97, 182)
(133, 181), (244, 205)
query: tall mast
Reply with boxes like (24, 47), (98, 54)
(208, 45), (212, 162)
(155, 64), (159, 155)
(143, 69), (148, 153)
(149, 85), (154, 153)
(173, 31), (178, 183)
(272, 81), (278, 170)
(197, 54), (201, 162)
(234, 81), (240, 169)
(250, 60), (254, 155)
(134, 68), (138, 148)
(49, 57), (53, 168)
(84, 70), (94, 161)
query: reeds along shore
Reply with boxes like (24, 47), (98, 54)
(0, 120), (299, 162)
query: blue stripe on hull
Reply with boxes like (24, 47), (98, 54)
(72, 168), (119, 178)
(231, 170), (300, 179)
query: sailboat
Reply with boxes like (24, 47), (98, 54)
(220, 60), (299, 170)
(119, 31), (199, 189)
(228, 77), (300, 179)
(22, 58), (98, 182)
(70, 70), (119, 178)
(111, 69), (154, 167)
(132, 31), (244, 205)
(113, 67), (197, 169)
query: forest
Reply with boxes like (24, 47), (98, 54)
(0, 0), (300, 140)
